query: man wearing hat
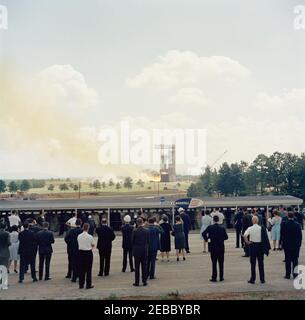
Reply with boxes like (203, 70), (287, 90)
(121, 215), (135, 272)
(178, 207), (191, 254)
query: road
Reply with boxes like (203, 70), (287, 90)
(0, 195), (178, 210)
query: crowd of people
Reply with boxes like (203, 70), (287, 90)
(0, 206), (303, 291)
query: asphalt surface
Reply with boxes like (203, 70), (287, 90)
(1, 232), (305, 300)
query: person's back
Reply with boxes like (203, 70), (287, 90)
(160, 221), (171, 234)
(173, 222), (184, 235)
(132, 226), (149, 254)
(29, 222), (41, 234)
(96, 224), (116, 251)
(242, 213), (253, 231)
(0, 228), (10, 258)
(234, 211), (243, 227)
(202, 214), (213, 227)
(255, 214), (263, 226)
(211, 210), (225, 225)
(121, 223), (134, 249)
(65, 227), (83, 255)
(281, 219), (302, 250)
(147, 224), (160, 252)
(204, 223), (228, 252)
(87, 217), (96, 235)
(8, 214), (21, 228)
(36, 228), (55, 255)
(180, 212), (191, 232)
(18, 229), (36, 255)
(295, 211), (303, 226)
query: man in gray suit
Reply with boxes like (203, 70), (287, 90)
(0, 222), (11, 269)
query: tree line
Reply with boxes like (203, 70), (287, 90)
(187, 152), (305, 200)
(0, 177), (144, 194)
(0, 180), (32, 193)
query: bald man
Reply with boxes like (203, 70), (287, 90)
(243, 216), (266, 284)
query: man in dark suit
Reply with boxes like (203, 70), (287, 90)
(179, 208), (191, 253)
(242, 210), (253, 257)
(87, 215), (96, 236)
(64, 219), (83, 282)
(132, 218), (150, 286)
(28, 219), (41, 271)
(294, 208), (304, 230)
(281, 210), (302, 279)
(36, 222), (55, 281)
(18, 222), (38, 283)
(0, 222), (10, 270)
(147, 218), (162, 280)
(202, 215), (228, 282)
(234, 208), (243, 248)
(96, 218), (116, 277)
(121, 215), (135, 272)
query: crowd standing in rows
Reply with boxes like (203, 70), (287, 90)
(0, 206), (303, 290)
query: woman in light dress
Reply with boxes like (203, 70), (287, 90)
(8, 225), (20, 273)
(200, 210), (213, 253)
(270, 210), (282, 251)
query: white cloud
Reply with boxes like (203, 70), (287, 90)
(169, 87), (209, 108)
(255, 88), (305, 112)
(126, 50), (250, 90)
(39, 65), (99, 108)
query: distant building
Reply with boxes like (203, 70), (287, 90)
(155, 144), (176, 182)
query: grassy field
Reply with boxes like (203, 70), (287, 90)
(24, 180), (192, 196)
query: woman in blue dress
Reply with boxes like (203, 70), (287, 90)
(172, 215), (186, 261)
(271, 210), (282, 251)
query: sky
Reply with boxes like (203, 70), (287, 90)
(0, 0), (305, 179)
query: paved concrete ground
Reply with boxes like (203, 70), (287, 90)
(1, 231), (305, 300)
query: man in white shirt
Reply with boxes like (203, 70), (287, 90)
(243, 216), (265, 284)
(211, 208), (225, 225)
(8, 211), (21, 229)
(77, 223), (95, 289)
(66, 212), (77, 228)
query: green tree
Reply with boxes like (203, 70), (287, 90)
(230, 163), (246, 196)
(115, 182), (121, 190)
(59, 183), (69, 192)
(8, 181), (18, 193)
(0, 180), (6, 193)
(280, 152), (299, 194)
(216, 163), (232, 196)
(187, 183), (199, 197)
(123, 177), (133, 189)
(266, 152), (285, 193)
(109, 179), (114, 187)
(252, 154), (269, 194)
(20, 180), (30, 192)
(102, 182), (106, 189)
(48, 184), (55, 192)
(187, 166), (217, 197)
(92, 179), (101, 191)
(292, 154), (305, 199)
